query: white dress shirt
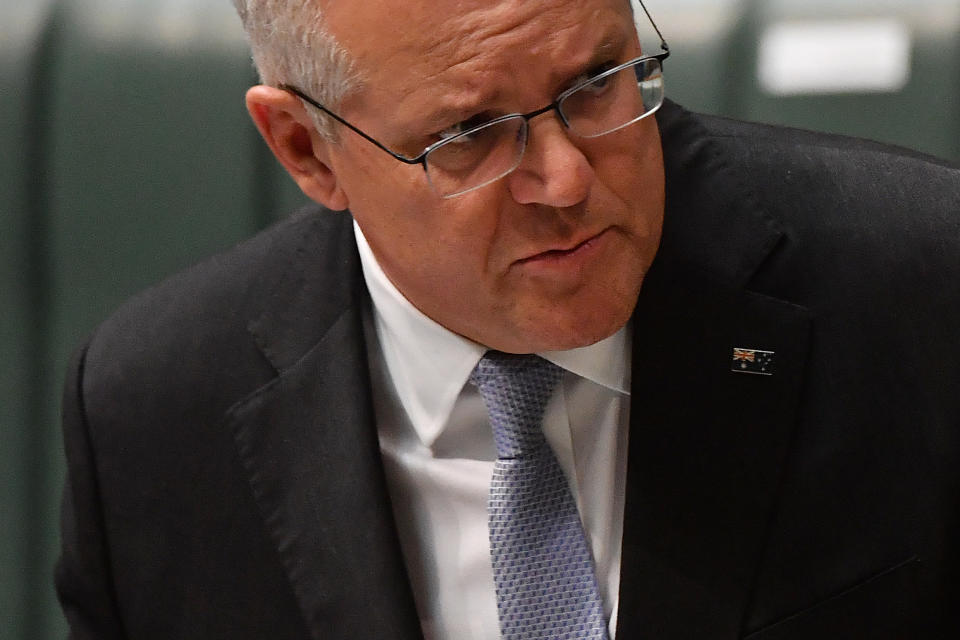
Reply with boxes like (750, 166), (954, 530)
(354, 222), (631, 640)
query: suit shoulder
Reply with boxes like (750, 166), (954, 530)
(80, 204), (359, 429)
(659, 101), (960, 321)
(673, 107), (960, 249)
(693, 109), (959, 173)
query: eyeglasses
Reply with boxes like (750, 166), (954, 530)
(281, 2), (670, 198)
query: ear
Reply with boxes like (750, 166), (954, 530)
(245, 85), (349, 211)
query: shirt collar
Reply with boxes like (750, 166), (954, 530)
(354, 221), (631, 448)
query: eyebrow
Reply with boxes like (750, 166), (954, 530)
(555, 23), (630, 79)
(588, 30), (630, 66)
(421, 94), (498, 135)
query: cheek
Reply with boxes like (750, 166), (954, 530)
(406, 192), (508, 295)
(590, 121), (664, 223)
(349, 168), (509, 302)
(338, 153), (429, 243)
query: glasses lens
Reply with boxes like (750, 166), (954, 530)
(425, 116), (527, 198)
(561, 57), (664, 138)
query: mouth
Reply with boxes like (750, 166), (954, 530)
(516, 228), (610, 266)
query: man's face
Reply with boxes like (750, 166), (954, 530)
(322, 0), (664, 353)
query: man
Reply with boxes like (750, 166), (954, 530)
(56, 0), (960, 638)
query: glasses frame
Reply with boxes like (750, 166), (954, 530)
(279, 0), (670, 196)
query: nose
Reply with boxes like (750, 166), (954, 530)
(507, 115), (594, 208)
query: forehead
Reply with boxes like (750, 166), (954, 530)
(325, 0), (636, 116)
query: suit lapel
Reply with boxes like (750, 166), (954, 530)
(616, 103), (812, 639)
(225, 214), (423, 640)
(619, 267), (810, 639)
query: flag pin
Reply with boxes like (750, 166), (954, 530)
(731, 347), (775, 376)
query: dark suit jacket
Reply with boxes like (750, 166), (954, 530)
(57, 101), (960, 639)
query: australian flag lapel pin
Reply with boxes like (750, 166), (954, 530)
(731, 347), (775, 375)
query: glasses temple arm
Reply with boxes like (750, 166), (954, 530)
(636, 0), (670, 54)
(278, 84), (424, 165)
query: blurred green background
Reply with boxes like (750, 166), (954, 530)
(1, 0), (957, 638)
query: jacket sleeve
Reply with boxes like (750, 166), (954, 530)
(55, 339), (127, 639)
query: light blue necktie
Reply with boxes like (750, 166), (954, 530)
(471, 352), (609, 640)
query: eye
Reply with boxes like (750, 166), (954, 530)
(434, 113), (493, 144)
(572, 61), (619, 92)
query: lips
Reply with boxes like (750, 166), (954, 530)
(516, 228), (608, 265)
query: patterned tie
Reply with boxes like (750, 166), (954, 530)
(470, 351), (609, 640)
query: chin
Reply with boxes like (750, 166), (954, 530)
(550, 318), (627, 351)
(506, 304), (633, 354)
(545, 283), (642, 351)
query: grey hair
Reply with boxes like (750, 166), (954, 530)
(232, 0), (360, 139)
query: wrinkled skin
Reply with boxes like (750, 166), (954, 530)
(250, 0), (664, 353)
